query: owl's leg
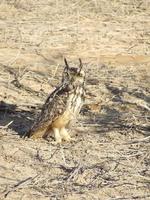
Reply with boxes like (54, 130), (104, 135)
(60, 127), (71, 142)
(53, 128), (62, 143)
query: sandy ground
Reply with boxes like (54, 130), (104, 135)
(0, 0), (150, 199)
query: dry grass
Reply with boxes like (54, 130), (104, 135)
(0, 0), (150, 200)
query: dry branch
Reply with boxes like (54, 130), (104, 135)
(3, 175), (38, 198)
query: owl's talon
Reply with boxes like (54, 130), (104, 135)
(64, 136), (75, 142)
(60, 128), (73, 142)
(51, 140), (62, 145)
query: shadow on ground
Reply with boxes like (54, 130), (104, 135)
(81, 83), (150, 136)
(0, 101), (36, 136)
(106, 84), (150, 105)
(82, 108), (150, 136)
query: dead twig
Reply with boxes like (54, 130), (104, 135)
(124, 135), (150, 144)
(0, 121), (13, 129)
(66, 163), (83, 182)
(3, 175), (38, 198)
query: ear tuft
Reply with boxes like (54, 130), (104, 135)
(79, 58), (83, 70)
(64, 58), (69, 70)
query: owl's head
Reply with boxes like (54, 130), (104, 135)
(62, 58), (85, 86)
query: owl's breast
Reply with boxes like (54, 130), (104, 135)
(67, 86), (84, 116)
(51, 86), (84, 129)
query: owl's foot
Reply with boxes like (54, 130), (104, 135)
(60, 128), (74, 142)
(53, 128), (62, 144)
(66, 136), (75, 143)
(52, 128), (74, 144)
(62, 134), (75, 142)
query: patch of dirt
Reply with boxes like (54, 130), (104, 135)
(0, 1), (150, 200)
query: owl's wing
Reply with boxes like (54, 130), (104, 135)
(25, 84), (69, 138)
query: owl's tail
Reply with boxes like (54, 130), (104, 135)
(23, 126), (51, 139)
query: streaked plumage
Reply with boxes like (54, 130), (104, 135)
(25, 58), (85, 143)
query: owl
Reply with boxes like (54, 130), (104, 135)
(25, 58), (85, 143)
